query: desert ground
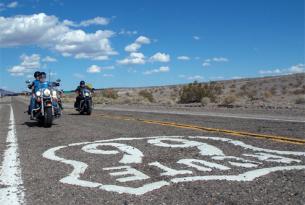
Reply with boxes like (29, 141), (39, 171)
(62, 73), (305, 112)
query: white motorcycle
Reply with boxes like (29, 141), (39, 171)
(26, 79), (62, 127)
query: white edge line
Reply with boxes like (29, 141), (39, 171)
(0, 104), (25, 205)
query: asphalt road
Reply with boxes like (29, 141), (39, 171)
(0, 97), (304, 205)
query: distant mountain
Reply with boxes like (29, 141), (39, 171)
(0, 89), (15, 96)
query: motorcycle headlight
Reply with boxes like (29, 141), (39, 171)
(52, 90), (57, 98)
(43, 89), (51, 96)
(36, 91), (41, 97)
(85, 92), (90, 97)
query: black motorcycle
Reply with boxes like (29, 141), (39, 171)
(75, 88), (93, 115)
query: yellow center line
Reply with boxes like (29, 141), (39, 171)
(97, 114), (305, 145)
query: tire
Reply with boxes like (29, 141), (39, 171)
(44, 107), (53, 127)
(87, 101), (92, 115)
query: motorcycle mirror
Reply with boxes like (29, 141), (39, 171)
(56, 79), (61, 83)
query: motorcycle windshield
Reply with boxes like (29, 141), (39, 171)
(82, 89), (91, 96)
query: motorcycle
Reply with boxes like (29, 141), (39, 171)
(26, 79), (62, 127)
(75, 88), (93, 115)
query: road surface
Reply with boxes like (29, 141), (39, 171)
(0, 97), (304, 205)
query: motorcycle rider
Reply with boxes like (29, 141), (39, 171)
(28, 71), (41, 119)
(38, 72), (49, 88)
(37, 72), (61, 115)
(74, 81), (93, 110)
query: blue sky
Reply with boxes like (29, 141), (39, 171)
(0, 0), (304, 92)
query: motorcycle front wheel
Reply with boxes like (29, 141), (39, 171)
(44, 107), (53, 127)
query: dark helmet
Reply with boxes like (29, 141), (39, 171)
(80, 81), (85, 86)
(39, 72), (46, 78)
(34, 71), (40, 78)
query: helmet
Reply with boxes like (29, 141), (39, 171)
(80, 81), (85, 86)
(34, 71), (40, 78)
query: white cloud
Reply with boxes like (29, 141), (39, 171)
(212, 57), (229, 62)
(259, 64), (305, 75)
(259, 69), (282, 75)
(202, 57), (229, 67)
(143, 66), (170, 75)
(193, 36), (200, 40)
(7, 1), (18, 8)
(63, 17), (109, 27)
(125, 43), (141, 52)
(117, 52), (145, 65)
(87, 65), (102, 73)
(8, 54), (41, 76)
(124, 35), (151, 52)
(42, 56), (57, 62)
(202, 62), (211, 67)
(0, 13), (117, 60)
(8, 66), (27, 76)
(177, 56), (190, 61)
(159, 66), (170, 72)
(1, 1), (18, 10)
(150, 52), (170, 63)
(79, 17), (109, 27)
(179, 74), (203, 81)
(188, 75), (203, 81)
(135, 36), (151, 44)
(289, 64), (305, 73)
(20, 54), (40, 69)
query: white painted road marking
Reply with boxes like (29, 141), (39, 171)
(43, 136), (305, 195)
(0, 105), (25, 205)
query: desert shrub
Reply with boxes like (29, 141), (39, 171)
(179, 81), (223, 103)
(247, 90), (258, 101)
(281, 86), (287, 94)
(139, 90), (154, 102)
(125, 92), (131, 97)
(292, 86), (305, 95)
(101, 89), (118, 99)
(201, 97), (211, 107)
(294, 75), (304, 87)
(264, 91), (273, 99)
(270, 86), (277, 95)
(230, 84), (236, 88)
(295, 97), (305, 104)
(122, 98), (132, 104)
(222, 95), (237, 105)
